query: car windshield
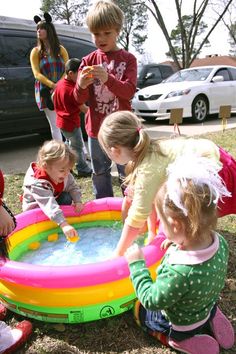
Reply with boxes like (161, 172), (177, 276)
(165, 68), (212, 83)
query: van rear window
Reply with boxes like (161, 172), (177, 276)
(59, 37), (95, 59)
(0, 34), (35, 67)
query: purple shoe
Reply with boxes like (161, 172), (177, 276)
(169, 334), (219, 354)
(210, 307), (235, 349)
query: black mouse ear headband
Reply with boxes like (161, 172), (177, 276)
(34, 12), (52, 24)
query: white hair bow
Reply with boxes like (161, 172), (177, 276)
(165, 154), (231, 216)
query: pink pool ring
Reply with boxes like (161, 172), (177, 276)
(0, 197), (166, 323)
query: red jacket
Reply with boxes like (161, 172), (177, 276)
(54, 77), (80, 132)
(74, 48), (137, 138)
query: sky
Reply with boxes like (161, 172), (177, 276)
(0, 0), (231, 63)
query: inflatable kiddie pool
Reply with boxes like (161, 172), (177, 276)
(0, 197), (166, 323)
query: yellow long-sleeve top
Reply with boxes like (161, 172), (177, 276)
(126, 137), (220, 229)
(30, 46), (69, 89)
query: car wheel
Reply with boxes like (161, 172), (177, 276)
(191, 95), (208, 123)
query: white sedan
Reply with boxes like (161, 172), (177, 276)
(132, 65), (236, 123)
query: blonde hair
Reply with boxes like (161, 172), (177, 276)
(98, 111), (163, 185)
(86, 0), (124, 33)
(156, 181), (217, 241)
(37, 140), (77, 168)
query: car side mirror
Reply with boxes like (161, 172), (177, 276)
(212, 75), (224, 83)
(144, 72), (154, 80)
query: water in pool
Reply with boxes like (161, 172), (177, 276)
(19, 224), (145, 266)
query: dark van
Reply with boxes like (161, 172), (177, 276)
(137, 63), (175, 90)
(0, 16), (96, 139)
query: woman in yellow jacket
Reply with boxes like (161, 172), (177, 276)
(30, 12), (69, 141)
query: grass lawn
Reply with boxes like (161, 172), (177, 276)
(2, 128), (236, 354)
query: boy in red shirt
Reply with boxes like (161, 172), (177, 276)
(74, 0), (137, 198)
(54, 58), (92, 177)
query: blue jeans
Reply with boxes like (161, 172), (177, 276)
(61, 127), (91, 174)
(88, 137), (125, 199)
(138, 302), (217, 342)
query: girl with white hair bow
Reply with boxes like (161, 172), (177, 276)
(125, 155), (234, 354)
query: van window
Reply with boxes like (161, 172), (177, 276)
(215, 68), (230, 81)
(60, 37), (95, 59)
(161, 65), (174, 78)
(0, 34), (6, 66)
(2, 34), (35, 67)
(147, 66), (162, 80)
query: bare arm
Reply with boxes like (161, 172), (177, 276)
(114, 222), (140, 257)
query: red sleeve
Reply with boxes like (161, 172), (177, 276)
(73, 57), (90, 105)
(73, 82), (89, 106)
(0, 170), (4, 206)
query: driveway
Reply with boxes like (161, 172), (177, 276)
(1, 117), (236, 174)
(144, 116), (236, 138)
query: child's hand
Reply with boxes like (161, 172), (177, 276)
(110, 249), (122, 259)
(79, 104), (89, 114)
(61, 222), (79, 242)
(74, 202), (83, 214)
(161, 239), (173, 250)
(0, 205), (15, 236)
(124, 244), (144, 264)
(146, 232), (156, 245)
(79, 68), (94, 89)
(92, 65), (108, 83)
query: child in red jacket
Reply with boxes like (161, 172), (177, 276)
(54, 58), (92, 177)
(0, 169), (32, 353)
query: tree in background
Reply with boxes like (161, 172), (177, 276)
(138, 0), (234, 69)
(228, 22), (236, 55)
(212, 0), (236, 56)
(40, 0), (90, 26)
(166, 15), (209, 65)
(115, 0), (148, 54)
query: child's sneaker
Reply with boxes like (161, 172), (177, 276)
(0, 303), (7, 320)
(210, 306), (235, 349)
(2, 320), (32, 354)
(169, 334), (219, 354)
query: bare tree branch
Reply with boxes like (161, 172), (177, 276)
(135, 0), (234, 68)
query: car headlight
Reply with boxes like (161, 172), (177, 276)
(165, 88), (191, 98)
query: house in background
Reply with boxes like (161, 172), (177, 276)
(190, 55), (236, 67)
(161, 55), (236, 70)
